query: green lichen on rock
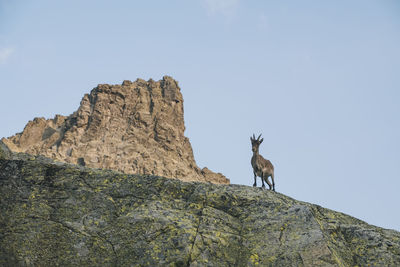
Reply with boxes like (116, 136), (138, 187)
(0, 140), (11, 160)
(0, 153), (399, 266)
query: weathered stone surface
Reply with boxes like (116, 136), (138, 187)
(0, 151), (399, 266)
(2, 76), (228, 184)
(0, 140), (11, 160)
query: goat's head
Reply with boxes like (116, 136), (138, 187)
(250, 134), (263, 153)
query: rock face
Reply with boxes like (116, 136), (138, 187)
(2, 76), (228, 184)
(1, 146), (399, 266)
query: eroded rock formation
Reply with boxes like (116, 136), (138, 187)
(2, 76), (228, 184)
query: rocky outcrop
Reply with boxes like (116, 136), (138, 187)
(2, 76), (228, 184)
(0, 146), (399, 266)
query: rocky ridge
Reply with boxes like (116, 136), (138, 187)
(2, 76), (228, 184)
(0, 143), (399, 266)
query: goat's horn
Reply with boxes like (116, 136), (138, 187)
(252, 134), (255, 140)
(257, 134), (262, 141)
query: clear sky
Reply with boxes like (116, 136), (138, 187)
(1, 0), (399, 231)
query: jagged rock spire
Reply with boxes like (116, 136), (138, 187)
(2, 76), (229, 184)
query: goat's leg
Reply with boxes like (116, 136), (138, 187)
(253, 171), (257, 187)
(261, 172), (266, 189)
(265, 175), (273, 190)
(271, 173), (275, 191)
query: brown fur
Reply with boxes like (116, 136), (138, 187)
(250, 134), (275, 191)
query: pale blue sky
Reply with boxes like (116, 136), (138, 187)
(1, 0), (399, 230)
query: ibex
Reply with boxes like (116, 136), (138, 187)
(250, 134), (275, 191)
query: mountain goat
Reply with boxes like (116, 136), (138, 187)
(250, 134), (275, 191)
